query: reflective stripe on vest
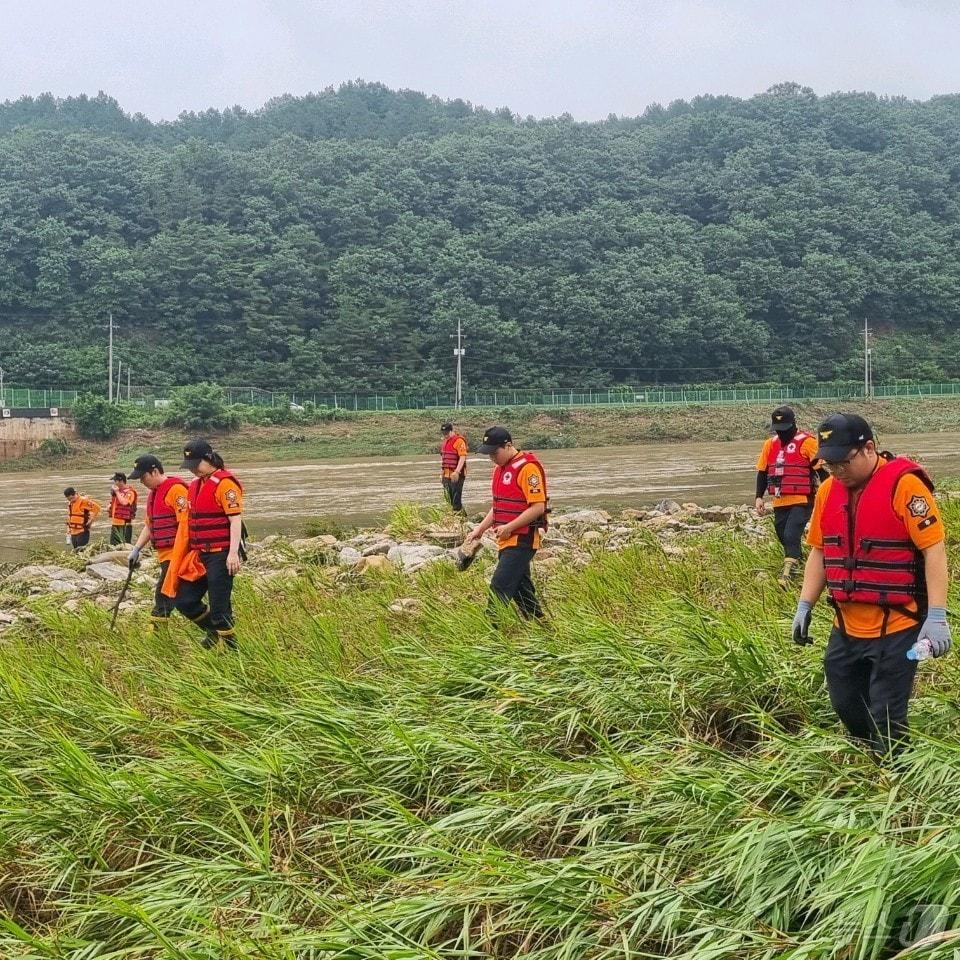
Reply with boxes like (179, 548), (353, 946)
(821, 457), (932, 608)
(110, 488), (137, 522)
(147, 476), (186, 550)
(766, 432), (815, 497)
(441, 434), (466, 473)
(491, 453), (548, 535)
(188, 470), (242, 552)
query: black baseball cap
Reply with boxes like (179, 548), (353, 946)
(181, 438), (215, 470)
(771, 406), (796, 431)
(478, 426), (512, 454)
(112, 472), (127, 484)
(816, 413), (874, 461)
(440, 422), (454, 433)
(129, 454), (164, 480)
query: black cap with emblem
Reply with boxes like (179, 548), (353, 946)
(181, 438), (215, 470)
(440, 422), (454, 434)
(816, 413), (874, 461)
(478, 426), (512, 454)
(770, 405), (796, 432)
(129, 454), (164, 480)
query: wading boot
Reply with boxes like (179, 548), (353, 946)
(778, 557), (799, 590)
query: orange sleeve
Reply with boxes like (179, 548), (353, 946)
(215, 478), (244, 515)
(806, 479), (833, 549)
(454, 437), (468, 457)
(755, 438), (773, 472)
(801, 435), (819, 465)
(86, 497), (102, 519)
(164, 482), (190, 520)
(894, 474), (945, 550)
(517, 463), (547, 504)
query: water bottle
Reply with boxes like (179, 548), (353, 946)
(907, 637), (934, 661)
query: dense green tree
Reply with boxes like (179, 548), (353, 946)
(1, 81), (960, 394)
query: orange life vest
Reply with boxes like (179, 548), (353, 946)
(187, 470), (242, 553)
(147, 477), (186, 550)
(492, 452), (548, 536)
(441, 433), (467, 474)
(109, 486), (138, 522)
(67, 497), (95, 534)
(766, 431), (815, 497)
(821, 457), (931, 612)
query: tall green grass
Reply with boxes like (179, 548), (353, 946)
(2, 507), (960, 958)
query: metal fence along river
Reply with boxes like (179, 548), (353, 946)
(7, 381), (960, 412)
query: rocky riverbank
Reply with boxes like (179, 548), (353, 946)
(0, 501), (770, 632)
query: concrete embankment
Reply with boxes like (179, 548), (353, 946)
(0, 413), (71, 461)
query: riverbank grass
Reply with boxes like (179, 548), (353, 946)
(1, 507), (960, 957)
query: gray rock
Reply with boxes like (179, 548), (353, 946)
(551, 509), (611, 527)
(424, 529), (463, 547)
(337, 547), (363, 566)
(7, 565), (84, 584)
(582, 530), (603, 544)
(653, 499), (683, 515)
(48, 579), (82, 593)
(87, 562), (130, 582)
(361, 539), (396, 557)
(387, 543), (448, 572)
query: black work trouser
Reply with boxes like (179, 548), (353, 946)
(442, 474), (466, 512)
(489, 545), (544, 620)
(773, 503), (812, 560)
(173, 550), (236, 642)
(70, 530), (90, 551)
(110, 523), (133, 545)
(152, 560), (176, 621)
(824, 624), (921, 755)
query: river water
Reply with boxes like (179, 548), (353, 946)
(2, 433), (959, 562)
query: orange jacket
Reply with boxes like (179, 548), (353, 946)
(66, 496), (101, 534)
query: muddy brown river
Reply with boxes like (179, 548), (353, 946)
(3, 433), (960, 562)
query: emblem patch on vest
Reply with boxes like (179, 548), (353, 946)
(907, 495), (930, 518)
(226, 488), (238, 505)
(527, 473), (541, 491)
(176, 496), (187, 510)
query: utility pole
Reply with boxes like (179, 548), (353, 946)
(127, 366), (131, 402)
(0, 367), (4, 407)
(108, 313), (114, 402)
(116, 361), (122, 404)
(864, 318), (870, 398)
(451, 317), (465, 409)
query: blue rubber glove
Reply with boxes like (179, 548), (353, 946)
(128, 546), (142, 571)
(919, 607), (952, 658)
(792, 599), (813, 645)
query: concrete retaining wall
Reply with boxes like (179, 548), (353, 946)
(0, 412), (72, 461)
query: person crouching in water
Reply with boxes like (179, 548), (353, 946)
(162, 439), (245, 649)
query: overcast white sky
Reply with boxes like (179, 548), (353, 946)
(1, 0), (958, 121)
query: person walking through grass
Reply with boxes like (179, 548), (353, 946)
(465, 426), (548, 621)
(790, 413), (951, 756)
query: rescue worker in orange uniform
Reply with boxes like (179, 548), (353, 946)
(63, 487), (101, 552)
(755, 406), (826, 587)
(791, 413), (951, 755)
(465, 426), (548, 620)
(127, 455), (189, 630)
(108, 471), (138, 546)
(440, 421), (468, 514)
(163, 439), (245, 649)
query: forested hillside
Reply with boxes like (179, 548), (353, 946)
(2, 81), (960, 393)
